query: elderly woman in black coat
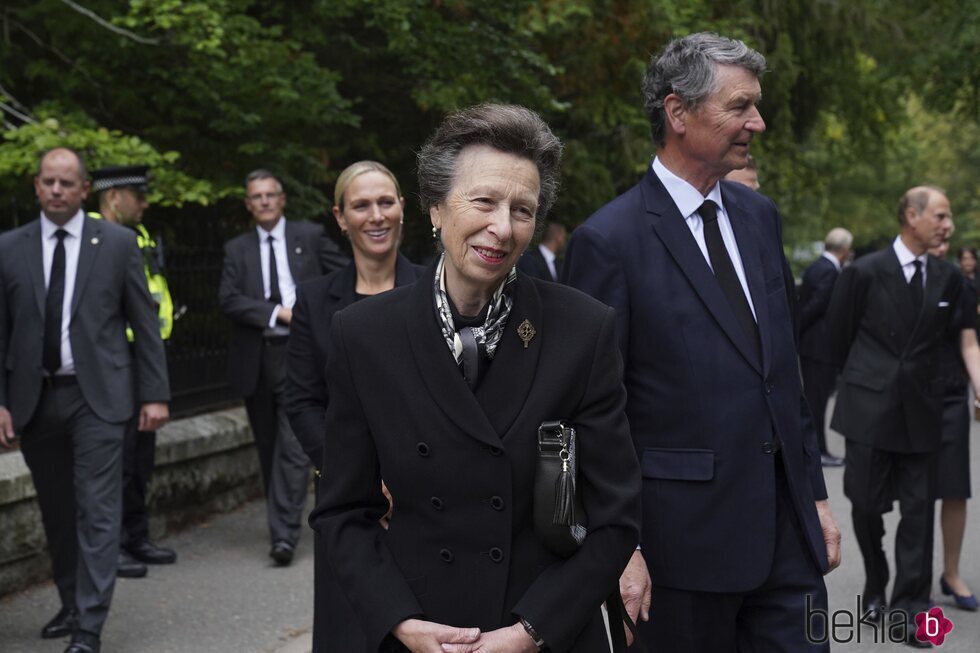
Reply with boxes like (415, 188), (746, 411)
(311, 104), (640, 653)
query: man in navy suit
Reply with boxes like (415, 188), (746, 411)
(799, 228), (852, 467)
(564, 33), (841, 650)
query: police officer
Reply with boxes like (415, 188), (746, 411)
(90, 165), (176, 578)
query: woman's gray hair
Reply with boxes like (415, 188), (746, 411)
(417, 103), (563, 221)
(641, 33), (766, 147)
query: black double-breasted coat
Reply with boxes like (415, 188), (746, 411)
(310, 266), (641, 652)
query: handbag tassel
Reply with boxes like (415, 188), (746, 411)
(553, 462), (575, 525)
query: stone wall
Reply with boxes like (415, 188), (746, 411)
(0, 407), (262, 597)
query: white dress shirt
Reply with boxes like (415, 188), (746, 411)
(257, 217), (297, 328)
(539, 243), (558, 281)
(822, 251), (842, 272)
(892, 236), (927, 286)
(652, 157), (757, 320)
(41, 210), (85, 375)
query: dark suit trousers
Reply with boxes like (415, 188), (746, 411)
(121, 414), (156, 547)
(20, 380), (126, 635)
(641, 458), (829, 652)
(801, 358), (836, 454)
(244, 338), (309, 546)
(844, 440), (937, 614)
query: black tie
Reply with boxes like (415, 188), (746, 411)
(698, 201), (761, 363)
(267, 235), (282, 305)
(909, 259), (924, 313)
(43, 229), (68, 375)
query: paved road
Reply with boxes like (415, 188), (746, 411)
(1, 415), (978, 652)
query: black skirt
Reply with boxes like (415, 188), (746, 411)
(937, 387), (972, 500)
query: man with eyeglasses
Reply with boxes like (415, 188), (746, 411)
(219, 169), (346, 566)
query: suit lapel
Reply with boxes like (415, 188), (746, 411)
(722, 185), (772, 374)
(71, 217), (100, 318)
(327, 263), (357, 307)
(405, 267), (501, 448)
(245, 230), (264, 299)
(642, 172), (762, 374)
(475, 273), (543, 438)
(912, 256), (947, 342)
(22, 221), (46, 317)
(285, 221), (304, 279)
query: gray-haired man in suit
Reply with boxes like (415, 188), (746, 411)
(0, 148), (170, 653)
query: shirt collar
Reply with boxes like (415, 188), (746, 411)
(821, 251), (842, 271)
(538, 243), (556, 264)
(652, 157), (723, 218)
(40, 209), (85, 240)
(256, 216), (286, 242)
(892, 235), (926, 268)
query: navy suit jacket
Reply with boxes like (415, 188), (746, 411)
(798, 255), (840, 363)
(517, 245), (556, 282)
(563, 168), (829, 592)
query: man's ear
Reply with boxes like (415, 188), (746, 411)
(663, 93), (687, 136)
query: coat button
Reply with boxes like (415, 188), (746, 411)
(430, 496), (444, 511)
(764, 382), (774, 395)
(439, 548), (454, 563)
(761, 442), (775, 454)
(489, 496), (504, 511)
(416, 442), (430, 457)
(488, 446), (502, 456)
(488, 547), (504, 563)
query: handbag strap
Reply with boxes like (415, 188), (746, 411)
(606, 591), (647, 653)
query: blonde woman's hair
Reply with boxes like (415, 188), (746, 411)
(334, 161), (402, 211)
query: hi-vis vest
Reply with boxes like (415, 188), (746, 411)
(88, 212), (173, 340)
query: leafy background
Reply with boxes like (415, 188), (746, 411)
(1, 0), (977, 267)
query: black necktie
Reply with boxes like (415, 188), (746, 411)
(43, 229), (68, 375)
(909, 259), (924, 313)
(698, 201), (760, 363)
(267, 235), (282, 305)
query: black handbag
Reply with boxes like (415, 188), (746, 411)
(534, 420), (637, 652)
(534, 420), (587, 558)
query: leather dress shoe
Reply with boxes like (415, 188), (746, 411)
(862, 595), (886, 622)
(270, 540), (294, 566)
(940, 575), (979, 611)
(904, 623), (932, 648)
(127, 539), (177, 564)
(820, 453), (845, 467)
(117, 550), (148, 578)
(65, 629), (101, 653)
(41, 606), (77, 639)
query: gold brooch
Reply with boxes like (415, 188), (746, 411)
(517, 319), (535, 349)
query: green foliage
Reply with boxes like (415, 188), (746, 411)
(0, 0), (977, 258)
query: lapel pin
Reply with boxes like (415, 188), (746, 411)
(91, 237), (99, 245)
(295, 246), (302, 254)
(517, 319), (536, 349)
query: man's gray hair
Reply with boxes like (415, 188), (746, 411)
(417, 103), (563, 222)
(824, 228), (853, 253)
(245, 169), (283, 192)
(641, 32), (767, 147)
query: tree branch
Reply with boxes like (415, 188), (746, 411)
(0, 100), (36, 125)
(58, 0), (160, 45)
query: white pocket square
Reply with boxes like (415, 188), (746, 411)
(938, 301), (950, 307)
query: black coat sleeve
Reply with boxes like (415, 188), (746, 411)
(285, 283), (327, 469)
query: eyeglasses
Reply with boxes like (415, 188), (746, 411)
(246, 192), (282, 202)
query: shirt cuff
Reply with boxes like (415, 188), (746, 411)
(268, 306), (281, 328)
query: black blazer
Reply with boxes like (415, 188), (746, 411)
(563, 169), (830, 592)
(286, 253), (423, 468)
(798, 255), (840, 363)
(217, 220), (346, 396)
(827, 246), (970, 452)
(0, 216), (170, 429)
(310, 266), (641, 652)
(517, 245), (555, 281)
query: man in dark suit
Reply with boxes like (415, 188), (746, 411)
(517, 221), (566, 282)
(799, 228), (853, 467)
(218, 169), (345, 566)
(563, 33), (840, 650)
(828, 186), (967, 646)
(0, 148), (170, 653)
